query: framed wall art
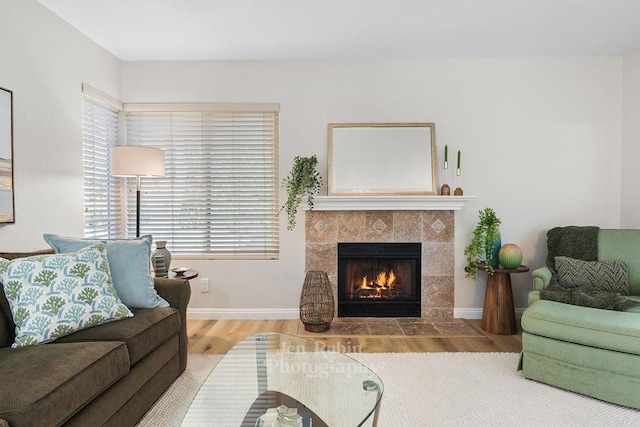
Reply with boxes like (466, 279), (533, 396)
(0, 87), (14, 223)
(328, 122), (437, 195)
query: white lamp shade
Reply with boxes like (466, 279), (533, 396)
(111, 146), (165, 177)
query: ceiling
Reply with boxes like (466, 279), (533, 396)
(38, 0), (640, 61)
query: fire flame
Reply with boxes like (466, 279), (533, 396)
(356, 270), (397, 298)
(361, 276), (372, 289)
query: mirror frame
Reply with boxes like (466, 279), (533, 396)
(0, 87), (14, 224)
(327, 122), (437, 196)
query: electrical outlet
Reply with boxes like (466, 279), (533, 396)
(200, 278), (210, 293)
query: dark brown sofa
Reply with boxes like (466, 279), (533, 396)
(0, 250), (192, 427)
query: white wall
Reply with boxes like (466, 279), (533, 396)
(122, 58), (623, 317)
(0, 0), (121, 250)
(0, 3), (626, 316)
(621, 51), (640, 228)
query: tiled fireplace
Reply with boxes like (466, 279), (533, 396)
(305, 207), (456, 318)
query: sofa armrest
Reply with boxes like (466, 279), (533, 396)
(155, 277), (191, 311)
(154, 277), (191, 373)
(531, 266), (552, 290)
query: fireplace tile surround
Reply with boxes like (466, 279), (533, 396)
(305, 209), (455, 318)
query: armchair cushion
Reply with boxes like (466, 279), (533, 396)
(598, 229), (640, 295)
(555, 256), (629, 295)
(545, 226), (599, 282)
(540, 286), (639, 311)
(522, 300), (640, 356)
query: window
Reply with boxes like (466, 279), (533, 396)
(82, 86), (123, 239)
(124, 105), (280, 259)
(82, 86), (280, 259)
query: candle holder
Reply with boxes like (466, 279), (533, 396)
(440, 160), (450, 196)
(454, 168), (463, 196)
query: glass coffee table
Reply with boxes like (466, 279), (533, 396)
(182, 333), (383, 426)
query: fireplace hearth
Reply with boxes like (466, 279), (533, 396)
(338, 242), (421, 317)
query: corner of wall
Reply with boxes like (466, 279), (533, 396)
(620, 51), (640, 228)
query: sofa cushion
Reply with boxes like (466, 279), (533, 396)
(598, 229), (640, 295)
(43, 234), (169, 309)
(0, 309), (9, 348)
(0, 250), (55, 347)
(56, 307), (180, 365)
(0, 341), (129, 426)
(522, 300), (640, 356)
(0, 243), (133, 347)
(555, 256), (629, 295)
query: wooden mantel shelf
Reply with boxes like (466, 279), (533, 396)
(303, 195), (475, 211)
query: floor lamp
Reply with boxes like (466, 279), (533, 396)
(111, 146), (165, 237)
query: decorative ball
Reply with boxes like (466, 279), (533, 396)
(498, 244), (522, 270)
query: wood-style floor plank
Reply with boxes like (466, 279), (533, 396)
(187, 318), (523, 354)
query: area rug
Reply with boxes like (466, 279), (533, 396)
(138, 353), (640, 426)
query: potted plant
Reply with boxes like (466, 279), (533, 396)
(464, 207), (502, 279)
(281, 155), (322, 230)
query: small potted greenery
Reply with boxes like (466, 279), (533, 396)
(464, 207), (502, 279)
(281, 155), (322, 230)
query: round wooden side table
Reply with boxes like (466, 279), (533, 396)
(476, 262), (529, 335)
(167, 269), (199, 280)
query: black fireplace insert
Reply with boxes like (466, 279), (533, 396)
(337, 242), (421, 317)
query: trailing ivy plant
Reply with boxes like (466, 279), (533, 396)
(464, 207), (502, 279)
(281, 155), (322, 230)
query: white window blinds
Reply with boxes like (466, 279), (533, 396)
(124, 108), (279, 259)
(82, 92), (123, 239)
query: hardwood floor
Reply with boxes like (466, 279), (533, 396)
(187, 318), (522, 354)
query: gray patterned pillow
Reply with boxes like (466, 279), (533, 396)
(555, 256), (630, 295)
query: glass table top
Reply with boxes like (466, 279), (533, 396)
(182, 332), (383, 426)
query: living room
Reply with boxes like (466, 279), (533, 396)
(2, 0), (640, 425)
(3, 0), (640, 319)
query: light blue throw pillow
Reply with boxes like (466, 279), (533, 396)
(43, 234), (169, 309)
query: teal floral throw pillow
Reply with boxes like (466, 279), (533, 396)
(0, 243), (133, 347)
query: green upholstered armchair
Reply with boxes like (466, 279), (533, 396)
(521, 228), (640, 410)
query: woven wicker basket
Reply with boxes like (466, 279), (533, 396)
(299, 270), (334, 332)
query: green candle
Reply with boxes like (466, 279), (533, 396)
(457, 150), (461, 169)
(444, 145), (448, 162)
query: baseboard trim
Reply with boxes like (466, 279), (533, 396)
(188, 307), (526, 320)
(454, 307), (526, 319)
(187, 308), (299, 320)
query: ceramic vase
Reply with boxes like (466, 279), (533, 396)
(486, 229), (501, 267)
(498, 243), (523, 270)
(152, 241), (172, 277)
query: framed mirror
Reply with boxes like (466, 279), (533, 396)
(328, 122), (436, 195)
(0, 87), (14, 223)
